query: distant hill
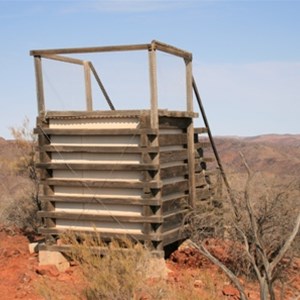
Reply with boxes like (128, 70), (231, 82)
(212, 134), (300, 177)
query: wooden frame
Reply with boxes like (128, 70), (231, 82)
(31, 41), (214, 253)
(30, 40), (193, 124)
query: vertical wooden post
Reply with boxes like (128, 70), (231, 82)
(83, 61), (93, 111)
(186, 59), (193, 112)
(185, 58), (196, 208)
(34, 56), (45, 115)
(148, 43), (158, 129)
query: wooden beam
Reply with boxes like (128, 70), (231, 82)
(40, 195), (162, 206)
(30, 43), (150, 56)
(38, 211), (163, 223)
(148, 43), (158, 129)
(185, 59), (193, 112)
(34, 56), (45, 115)
(88, 62), (115, 110)
(41, 54), (84, 65)
(43, 178), (163, 189)
(34, 127), (159, 135)
(40, 145), (159, 154)
(153, 40), (192, 61)
(36, 162), (159, 171)
(83, 61), (93, 111)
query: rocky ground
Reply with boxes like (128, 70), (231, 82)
(0, 226), (299, 300)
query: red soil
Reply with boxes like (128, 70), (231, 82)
(0, 226), (299, 300)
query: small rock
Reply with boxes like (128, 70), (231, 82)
(222, 285), (240, 300)
(18, 273), (32, 284)
(194, 279), (204, 289)
(36, 265), (60, 277)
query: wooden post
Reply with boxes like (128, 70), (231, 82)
(83, 61), (93, 111)
(185, 58), (196, 208)
(148, 43), (158, 129)
(34, 56), (45, 115)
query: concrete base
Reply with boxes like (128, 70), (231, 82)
(29, 242), (39, 254)
(39, 250), (70, 272)
(145, 257), (168, 279)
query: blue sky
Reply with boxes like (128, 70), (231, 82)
(0, 0), (299, 138)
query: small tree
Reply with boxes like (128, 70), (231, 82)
(187, 154), (300, 300)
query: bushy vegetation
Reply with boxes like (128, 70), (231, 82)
(1, 118), (41, 232)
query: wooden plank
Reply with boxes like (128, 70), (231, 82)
(40, 145), (159, 154)
(88, 62), (115, 110)
(83, 61), (93, 111)
(195, 187), (212, 201)
(160, 164), (188, 179)
(38, 227), (164, 242)
(37, 211), (163, 223)
(153, 40), (192, 61)
(41, 54), (84, 65)
(34, 128), (159, 135)
(39, 109), (197, 120)
(43, 110), (147, 119)
(160, 150), (188, 164)
(194, 127), (208, 134)
(187, 122), (196, 208)
(161, 226), (189, 247)
(43, 178), (163, 189)
(40, 195), (162, 206)
(30, 43), (150, 56)
(162, 180), (189, 196)
(34, 56), (45, 115)
(162, 195), (189, 213)
(185, 59), (193, 112)
(37, 162), (159, 171)
(159, 116), (190, 129)
(148, 45), (158, 129)
(194, 142), (211, 149)
(158, 134), (187, 146)
(195, 173), (208, 187)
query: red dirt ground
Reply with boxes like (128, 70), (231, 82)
(0, 226), (299, 300)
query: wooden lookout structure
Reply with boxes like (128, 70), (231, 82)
(31, 41), (216, 255)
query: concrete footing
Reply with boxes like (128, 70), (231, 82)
(39, 250), (70, 272)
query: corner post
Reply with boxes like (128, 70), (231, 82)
(185, 58), (196, 208)
(34, 56), (45, 115)
(148, 42), (158, 129)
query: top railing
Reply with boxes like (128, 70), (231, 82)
(30, 40), (193, 129)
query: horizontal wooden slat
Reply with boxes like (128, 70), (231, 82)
(160, 150), (188, 164)
(162, 180), (189, 196)
(37, 162), (159, 171)
(195, 187), (212, 201)
(43, 178), (163, 189)
(160, 164), (188, 179)
(38, 227), (164, 242)
(161, 225), (189, 247)
(194, 127), (208, 134)
(40, 195), (162, 206)
(38, 211), (163, 223)
(159, 134), (187, 146)
(34, 128), (158, 136)
(195, 174), (208, 187)
(38, 244), (164, 258)
(194, 142), (211, 149)
(159, 116), (190, 129)
(40, 145), (159, 154)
